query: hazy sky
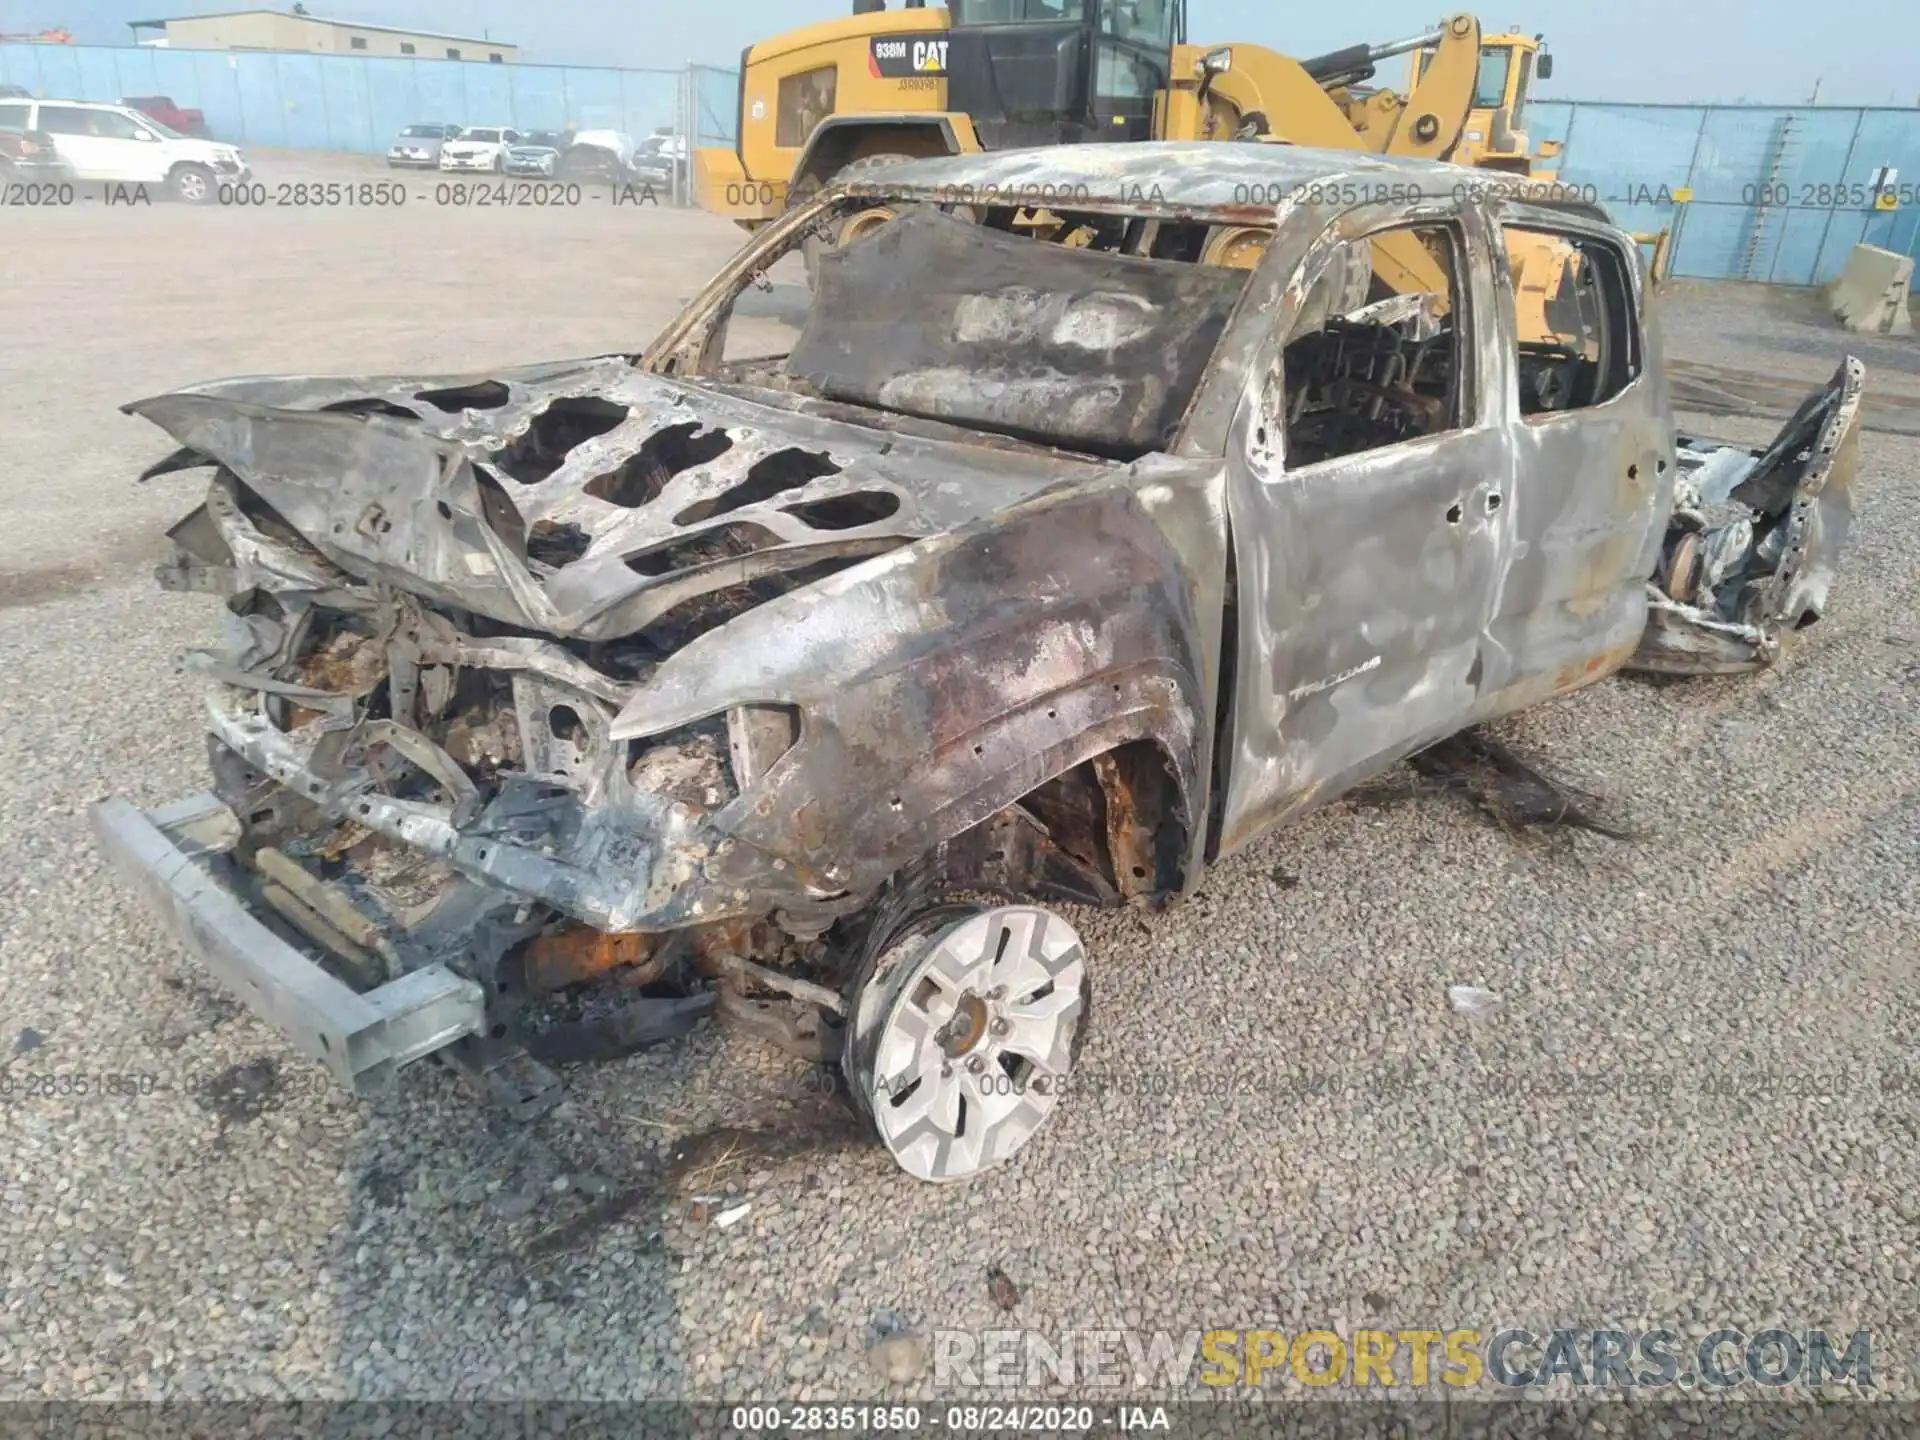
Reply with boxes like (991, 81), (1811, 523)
(13, 0), (1920, 105)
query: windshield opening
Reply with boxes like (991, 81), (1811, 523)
(402, 125), (444, 137)
(692, 202), (1252, 460)
(132, 111), (184, 139)
(951, 0), (1090, 26)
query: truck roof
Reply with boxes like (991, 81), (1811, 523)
(845, 141), (1608, 224)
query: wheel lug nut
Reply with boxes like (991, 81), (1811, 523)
(990, 1018), (1009, 1036)
(967, 1056), (986, 1074)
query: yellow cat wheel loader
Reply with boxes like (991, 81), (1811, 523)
(695, 2), (1550, 229)
(693, 0), (1594, 348)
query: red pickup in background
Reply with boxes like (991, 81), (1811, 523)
(121, 95), (209, 138)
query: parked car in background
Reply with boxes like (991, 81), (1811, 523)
(559, 128), (634, 181)
(628, 132), (688, 190)
(0, 84), (31, 100)
(0, 101), (69, 180)
(0, 123), (69, 181)
(438, 126), (518, 173)
(503, 129), (568, 177)
(0, 98), (246, 201)
(122, 95), (208, 139)
(387, 122), (461, 169)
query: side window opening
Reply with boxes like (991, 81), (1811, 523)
(36, 106), (89, 136)
(1096, 41), (1160, 99)
(1504, 226), (1641, 416)
(1276, 223), (1471, 469)
(776, 65), (837, 149)
(91, 109), (143, 140)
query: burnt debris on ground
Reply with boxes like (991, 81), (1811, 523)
(1352, 727), (1636, 842)
(518, 1111), (869, 1264)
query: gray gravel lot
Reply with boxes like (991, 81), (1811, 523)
(2, 149), (1917, 1408)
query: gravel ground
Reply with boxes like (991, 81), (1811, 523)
(2, 151), (1918, 1408)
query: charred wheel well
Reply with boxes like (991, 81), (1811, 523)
(1011, 737), (1189, 903)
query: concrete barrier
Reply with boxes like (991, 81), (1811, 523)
(1827, 244), (1915, 335)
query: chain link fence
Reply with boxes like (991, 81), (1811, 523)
(0, 41), (712, 172)
(1534, 100), (1920, 290)
(6, 42), (1916, 289)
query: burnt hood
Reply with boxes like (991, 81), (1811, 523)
(126, 357), (1106, 642)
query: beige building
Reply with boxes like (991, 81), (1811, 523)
(129, 9), (517, 62)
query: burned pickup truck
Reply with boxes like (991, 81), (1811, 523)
(93, 142), (1862, 1182)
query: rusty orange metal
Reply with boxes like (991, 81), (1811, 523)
(520, 927), (660, 992)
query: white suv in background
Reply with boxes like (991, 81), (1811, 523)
(437, 126), (519, 172)
(0, 98), (248, 201)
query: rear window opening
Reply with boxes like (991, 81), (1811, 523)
(1502, 226), (1643, 416)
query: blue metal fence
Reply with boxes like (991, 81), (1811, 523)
(3, 43), (1914, 289)
(0, 42), (721, 154)
(1532, 100), (1920, 290)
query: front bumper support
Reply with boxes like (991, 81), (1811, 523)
(90, 792), (485, 1096)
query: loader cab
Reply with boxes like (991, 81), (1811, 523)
(946, 0), (1185, 149)
(1414, 32), (1546, 169)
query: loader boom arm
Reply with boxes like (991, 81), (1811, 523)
(1160, 17), (1486, 298)
(1163, 14), (1482, 160)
